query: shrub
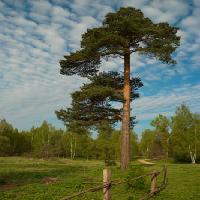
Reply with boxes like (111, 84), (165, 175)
(125, 165), (147, 190)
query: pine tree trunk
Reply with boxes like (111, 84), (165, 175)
(121, 53), (131, 170)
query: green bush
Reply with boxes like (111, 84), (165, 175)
(125, 165), (147, 190)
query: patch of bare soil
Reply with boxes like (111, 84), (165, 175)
(0, 183), (17, 191)
(41, 177), (59, 184)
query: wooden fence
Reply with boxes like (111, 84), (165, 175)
(60, 166), (168, 200)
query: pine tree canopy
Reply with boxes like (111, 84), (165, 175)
(60, 7), (180, 77)
(55, 71), (143, 128)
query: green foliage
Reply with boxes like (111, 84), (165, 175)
(0, 118), (140, 160)
(151, 114), (170, 158)
(0, 119), (31, 156)
(0, 136), (11, 156)
(151, 114), (170, 133)
(140, 114), (171, 159)
(56, 71), (143, 129)
(1, 104), (199, 164)
(130, 132), (139, 160)
(140, 129), (158, 158)
(125, 165), (146, 190)
(96, 123), (116, 165)
(60, 7), (180, 77)
(140, 104), (200, 163)
(171, 104), (200, 163)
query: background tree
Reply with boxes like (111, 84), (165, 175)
(151, 114), (170, 158)
(171, 104), (200, 163)
(30, 121), (63, 158)
(0, 119), (31, 156)
(59, 7), (180, 169)
(1, 103), (199, 163)
(139, 105), (200, 163)
(0, 118), (140, 160)
(139, 115), (170, 159)
(95, 122), (116, 165)
(66, 123), (90, 160)
(139, 129), (156, 158)
(0, 119), (14, 156)
(130, 131), (139, 160)
(0, 135), (11, 156)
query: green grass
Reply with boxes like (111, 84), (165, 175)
(0, 157), (199, 200)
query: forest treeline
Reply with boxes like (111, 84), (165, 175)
(0, 104), (199, 163)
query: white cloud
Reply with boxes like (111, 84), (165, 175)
(52, 6), (70, 17)
(30, 0), (52, 15)
(0, 0), (199, 131)
(122, 0), (149, 8)
(123, 0), (190, 24)
(0, 76), (84, 126)
(36, 25), (65, 53)
(133, 83), (200, 121)
(13, 16), (37, 28)
(67, 16), (99, 50)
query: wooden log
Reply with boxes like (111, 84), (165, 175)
(103, 169), (111, 200)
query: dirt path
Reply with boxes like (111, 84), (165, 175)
(138, 159), (155, 165)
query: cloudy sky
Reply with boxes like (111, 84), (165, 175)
(0, 0), (199, 134)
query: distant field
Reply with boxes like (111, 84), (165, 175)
(0, 157), (200, 200)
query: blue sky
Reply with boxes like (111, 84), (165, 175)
(0, 0), (199, 134)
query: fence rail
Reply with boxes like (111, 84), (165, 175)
(60, 166), (168, 200)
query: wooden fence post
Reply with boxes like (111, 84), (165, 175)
(150, 171), (157, 194)
(103, 169), (111, 200)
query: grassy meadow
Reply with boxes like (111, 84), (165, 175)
(0, 157), (199, 200)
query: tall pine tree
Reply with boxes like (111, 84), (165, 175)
(59, 7), (180, 170)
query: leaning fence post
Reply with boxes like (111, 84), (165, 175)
(103, 169), (111, 200)
(150, 171), (157, 194)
